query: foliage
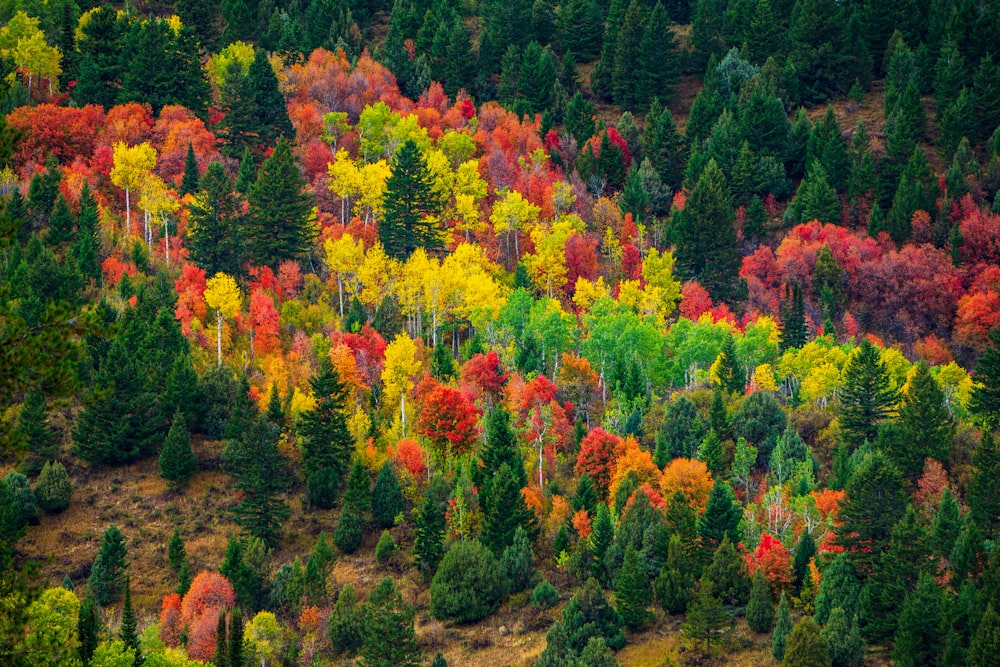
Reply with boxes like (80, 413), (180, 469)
(430, 539), (506, 623)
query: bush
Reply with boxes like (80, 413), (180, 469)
(375, 530), (398, 566)
(334, 503), (362, 554)
(531, 580), (559, 608)
(2, 472), (39, 527)
(430, 539), (506, 623)
(500, 526), (536, 594)
(35, 461), (72, 513)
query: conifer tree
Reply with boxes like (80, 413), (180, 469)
(838, 340), (900, 448)
(683, 578), (729, 657)
(779, 283), (807, 351)
(413, 493), (446, 576)
(616, 544), (652, 630)
(642, 100), (687, 189)
(218, 48), (293, 157)
(372, 462), (404, 530)
(228, 607), (244, 667)
(298, 359), (354, 509)
(715, 334), (745, 395)
(772, 591), (793, 660)
(891, 362), (954, 480)
(589, 503), (615, 582)
(159, 411), (198, 486)
(167, 528), (187, 579)
(822, 607), (864, 667)
(672, 158), (740, 301)
(180, 143), (200, 196)
(556, 0), (602, 60)
(969, 604), (1000, 666)
(334, 501), (363, 554)
(78, 591), (99, 665)
(788, 0), (855, 104)
(187, 162), (245, 278)
(970, 328), (1000, 430)
(637, 2), (679, 107)
(783, 617), (831, 667)
(704, 535), (751, 606)
(214, 610), (229, 667)
(360, 577), (423, 667)
(481, 463), (539, 554)
(835, 450), (907, 575)
(501, 525), (536, 593)
(221, 416), (290, 547)
(120, 576), (141, 667)
(611, 1), (645, 110)
(380, 140), (444, 260)
(564, 92), (597, 147)
(245, 139), (316, 269)
(793, 530), (816, 586)
(699, 481), (741, 553)
(814, 553), (861, 625)
(747, 569), (775, 633)
(16, 392), (58, 477)
(893, 573), (944, 667)
(34, 461), (72, 514)
(654, 533), (693, 614)
(88, 524), (128, 606)
(968, 433), (1000, 536)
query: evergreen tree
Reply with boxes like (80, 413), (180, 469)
(45, 193), (75, 247)
(788, 162), (840, 225)
(703, 535), (751, 606)
(672, 159), (740, 301)
(360, 577), (423, 667)
(970, 55), (1000, 143)
(328, 584), (364, 656)
(715, 334), (745, 395)
(654, 533), (693, 614)
(886, 146), (937, 246)
(120, 576), (141, 667)
(747, 569), (775, 633)
(167, 528), (187, 579)
(481, 463), (538, 555)
(556, 0), (603, 60)
(187, 162), (245, 278)
(890, 362), (954, 480)
(73, 183), (101, 283)
(413, 493), (446, 576)
(611, 1), (645, 110)
(159, 411), (198, 486)
(372, 462), (405, 529)
(699, 481), (741, 553)
(78, 591), (100, 665)
(228, 607), (244, 667)
(430, 539), (506, 622)
(616, 544), (652, 630)
(822, 607), (864, 667)
(683, 578), (729, 657)
(118, 19), (211, 115)
(783, 617), (831, 667)
(16, 391), (58, 477)
(297, 359), (354, 509)
(779, 283), (807, 351)
(968, 433), (1000, 536)
(814, 553), (861, 625)
(968, 604), (1000, 667)
(379, 140), (444, 260)
(788, 0), (856, 104)
(501, 526), (536, 593)
(655, 395), (708, 465)
(642, 100), (687, 189)
(793, 529), (816, 586)
(970, 328), (1000, 430)
(698, 430), (725, 478)
(838, 340), (900, 448)
(835, 450), (907, 575)
(221, 416), (290, 547)
(218, 48), (294, 157)
(430, 343), (456, 381)
(933, 488), (962, 559)
(180, 143), (200, 196)
(564, 92), (597, 147)
(245, 139), (315, 268)
(88, 524), (128, 606)
(34, 461), (72, 514)
(590, 503), (615, 581)
(772, 591), (793, 660)
(335, 500), (363, 554)
(637, 2), (679, 106)
(893, 572), (944, 667)
(214, 610), (229, 667)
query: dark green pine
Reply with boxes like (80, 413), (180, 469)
(186, 162), (245, 278)
(180, 143), (200, 196)
(120, 576), (142, 667)
(379, 139), (445, 260)
(838, 339), (900, 448)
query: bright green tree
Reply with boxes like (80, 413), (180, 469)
(838, 340), (900, 448)
(782, 617), (831, 667)
(430, 539), (506, 623)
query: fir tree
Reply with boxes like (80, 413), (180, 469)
(245, 139), (316, 268)
(228, 607), (244, 667)
(298, 359), (354, 510)
(747, 569), (775, 633)
(793, 530), (816, 586)
(564, 91), (597, 147)
(187, 162), (245, 278)
(890, 362), (954, 480)
(683, 578), (729, 657)
(654, 533), (693, 614)
(814, 553), (861, 625)
(372, 462), (404, 530)
(481, 463), (539, 554)
(970, 328), (1000, 430)
(772, 591), (793, 660)
(379, 139), (445, 260)
(34, 461), (72, 514)
(779, 283), (807, 351)
(715, 334), (745, 395)
(78, 591), (100, 665)
(360, 577), (423, 667)
(88, 524), (128, 606)
(221, 416), (290, 547)
(839, 340), (900, 448)
(335, 500), (363, 554)
(703, 535), (750, 606)
(218, 48), (293, 157)
(642, 100), (687, 189)
(214, 610), (229, 667)
(180, 143), (200, 196)
(413, 493), (446, 576)
(167, 528), (187, 578)
(73, 183), (101, 283)
(783, 617), (831, 667)
(120, 576), (141, 667)
(699, 481), (741, 553)
(16, 391), (58, 477)
(611, 1), (645, 110)
(893, 572), (944, 667)
(968, 433), (1000, 536)
(636, 2), (679, 106)
(159, 411), (198, 486)
(834, 449), (907, 575)
(822, 607), (864, 667)
(590, 503), (615, 582)
(616, 544), (652, 630)
(969, 604), (1000, 666)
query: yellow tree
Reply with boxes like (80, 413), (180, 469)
(356, 242), (400, 308)
(398, 248), (433, 337)
(323, 233), (365, 317)
(0, 11), (61, 94)
(490, 189), (540, 269)
(204, 272), (242, 366)
(327, 149), (361, 223)
(523, 216), (582, 298)
(640, 247), (683, 320)
(355, 159), (391, 225)
(138, 174), (179, 262)
(452, 159), (488, 241)
(383, 333), (421, 432)
(110, 142), (157, 237)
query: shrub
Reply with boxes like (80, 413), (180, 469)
(334, 503), (362, 553)
(34, 461), (72, 513)
(531, 580), (560, 608)
(2, 472), (39, 527)
(430, 539), (506, 623)
(375, 530), (398, 566)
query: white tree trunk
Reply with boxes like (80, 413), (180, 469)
(216, 312), (223, 366)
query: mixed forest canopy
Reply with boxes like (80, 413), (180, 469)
(2, 0), (1000, 665)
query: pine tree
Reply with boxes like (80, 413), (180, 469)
(839, 340), (900, 448)
(893, 573), (944, 667)
(120, 576), (141, 667)
(654, 533), (693, 614)
(699, 481), (741, 553)
(968, 433), (1000, 536)
(969, 603), (1000, 666)
(221, 416), (290, 547)
(78, 591), (100, 665)
(590, 503), (615, 581)
(822, 607), (864, 667)
(72, 183), (101, 283)
(481, 463), (539, 555)
(611, 1), (645, 110)
(789, 161), (840, 225)
(228, 606), (244, 667)
(772, 591), (793, 660)
(556, 0), (603, 60)
(180, 143), (200, 196)
(642, 100), (687, 189)
(715, 334), (745, 395)
(167, 528), (187, 578)
(970, 328), (1000, 430)
(779, 283), (807, 351)
(413, 493), (446, 576)
(379, 140), (444, 260)
(360, 577), (423, 667)
(637, 2), (679, 107)
(783, 617), (831, 667)
(159, 411), (198, 486)
(814, 553), (861, 625)
(334, 500), (363, 554)
(793, 530), (816, 586)
(890, 362), (954, 480)
(88, 524), (128, 605)
(298, 359), (354, 509)
(683, 578), (729, 657)
(245, 139), (315, 269)
(34, 461), (72, 514)
(747, 570), (775, 633)
(970, 55), (1000, 143)
(214, 610), (230, 667)
(616, 544), (652, 630)
(672, 159), (740, 301)
(186, 162), (245, 278)
(788, 0), (855, 104)
(704, 535), (751, 606)
(564, 91), (597, 147)
(372, 462), (404, 529)
(16, 391), (58, 477)
(218, 48), (294, 157)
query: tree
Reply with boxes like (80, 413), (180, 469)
(838, 340), (900, 448)
(481, 463), (539, 555)
(119, 577), (141, 667)
(969, 433), (1000, 536)
(245, 139), (315, 268)
(637, 2), (679, 106)
(779, 283), (807, 351)
(359, 578), (422, 667)
(732, 389), (786, 466)
(970, 328), (1000, 430)
(890, 362), (954, 480)
(747, 570), (775, 633)
(834, 450), (907, 575)
(417, 385), (478, 459)
(1, 473), (37, 529)
(814, 554), (861, 625)
(221, 416), (289, 547)
(159, 412), (198, 486)
(217, 48), (293, 158)
(430, 539), (506, 623)
(793, 530), (816, 586)
(34, 461), (71, 514)
(968, 604), (1000, 667)
(714, 334), (745, 395)
(334, 501), (363, 554)
(772, 592), (793, 660)
(379, 140), (444, 260)
(699, 481), (741, 552)
(372, 462), (404, 529)
(782, 617), (831, 667)
(88, 525), (128, 606)
(328, 584), (364, 656)
(413, 493), (446, 576)
(683, 579), (729, 657)
(110, 142), (157, 237)
(383, 333), (421, 432)
(616, 544), (652, 630)
(788, 0), (855, 104)
(704, 535), (751, 606)
(187, 162), (245, 278)
(78, 591), (99, 665)
(893, 573), (944, 667)
(822, 607), (864, 667)
(656, 395), (707, 465)
(297, 359), (354, 510)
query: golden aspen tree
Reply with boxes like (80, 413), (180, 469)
(110, 142), (157, 237)
(323, 233), (365, 317)
(490, 189), (540, 269)
(138, 174), (179, 262)
(383, 333), (421, 432)
(204, 272), (242, 366)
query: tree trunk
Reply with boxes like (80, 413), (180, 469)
(216, 312), (223, 366)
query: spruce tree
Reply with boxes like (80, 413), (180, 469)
(228, 607), (244, 667)
(683, 578), (729, 657)
(379, 139), (444, 260)
(822, 607), (864, 667)
(703, 535), (751, 606)
(642, 100), (687, 189)
(699, 481), (741, 553)
(893, 573), (944, 667)
(783, 617), (831, 667)
(73, 183), (101, 283)
(772, 591), (793, 660)
(17, 392), (58, 477)
(968, 604), (1000, 666)
(78, 591), (100, 665)
(814, 553), (861, 625)
(187, 162), (245, 278)
(654, 533), (693, 614)
(672, 158), (740, 301)
(968, 433), (1000, 537)
(297, 359), (354, 510)
(372, 462), (405, 529)
(564, 92), (597, 147)
(180, 143), (200, 196)
(715, 334), (745, 395)
(891, 362), (954, 480)
(221, 416), (290, 547)
(838, 340), (900, 448)
(167, 528), (187, 578)
(159, 411), (198, 486)
(970, 328), (1000, 430)
(616, 544), (652, 630)
(245, 139), (316, 269)
(334, 500), (363, 554)
(360, 577), (423, 667)
(120, 576), (141, 667)
(611, 1), (645, 110)
(481, 463), (539, 554)
(834, 450), (907, 575)
(637, 2), (679, 107)
(793, 530), (816, 586)
(88, 524), (128, 606)
(214, 610), (229, 667)
(35, 461), (72, 514)
(779, 283), (807, 351)
(413, 493), (446, 576)
(747, 570), (775, 633)
(218, 48), (294, 157)
(788, 0), (855, 104)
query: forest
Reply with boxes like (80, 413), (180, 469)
(2, 0), (1000, 665)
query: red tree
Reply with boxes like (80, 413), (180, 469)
(417, 385), (479, 458)
(575, 427), (624, 499)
